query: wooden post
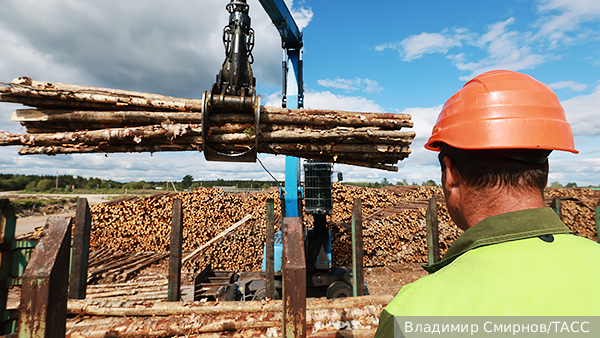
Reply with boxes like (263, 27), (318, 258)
(426, 197), (440, 265)
(551, 197), (562, 220)
(19, 216), (72, 338)
(351, 198), (364, 297)
(69, 198), (91, 299)
(282, 217), (306, 338)
(265, 199), (275, 299)
(0, 200), (16, 334)
(596, 202), (600, 243)
(168, 199), (183, 302)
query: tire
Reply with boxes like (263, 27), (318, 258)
(253, 286), (281, 301)
(326, 281), (352, 299)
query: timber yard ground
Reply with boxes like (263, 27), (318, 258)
(1, 188), (429, 299)
(3, 185), (597, 296)
(2, 185), (599, 336)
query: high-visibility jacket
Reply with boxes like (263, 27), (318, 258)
(375, 207), (600, 337)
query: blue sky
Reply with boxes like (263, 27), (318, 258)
(1, 0), (599, 186)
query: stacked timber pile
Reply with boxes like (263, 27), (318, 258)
(90, 188), (282, 272)
(328, 184), (461, 266)
(88, 184), (453, 271)
(0, 77), (415, 171)
(544, 188), (600, 242)
(87, 185), (599, 273)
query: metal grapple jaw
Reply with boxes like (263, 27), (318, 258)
(203, 0), (259, 162)
(202, 84), (260, 162)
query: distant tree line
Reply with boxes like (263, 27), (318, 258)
(0, 173), (124, 192)
(0, 174), (278, 192)
(345, 178), (439, 188)
(3, 173), (594, 193)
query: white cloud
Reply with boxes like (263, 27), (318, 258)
(376, 31), (463, 61)
(317, 78), (383, 93)
(562, 84), (600, 136)
(548, 154), (600, 186)
(549, 80), (589, 91)
(262, 90), (386, 113)
(0, 0), (305, 97)
(535, 0), (600, 47)
(376, 2), (600, 80)
(478, 18), (517, 46)
(303, 91), (384, 112)
(453, 18), (548, 79)
(376, 18), (547, 78)
(284, 0), (314, 31)
(0, 0), (316, 184)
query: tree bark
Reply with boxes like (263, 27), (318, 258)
(5, 80), (205, 112)
(13, 109), (412, 130)
(66, 294), (394, 316)
(2, 79), (416, 171)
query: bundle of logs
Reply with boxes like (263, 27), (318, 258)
(87, 184), (600, 273)
(65, 295), (391, 338)
(84, 280), (170, 302)
(0, 77), (415, 171)
(87, 249), (169, 284)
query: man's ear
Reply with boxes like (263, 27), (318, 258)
(442, 156), (461, 190)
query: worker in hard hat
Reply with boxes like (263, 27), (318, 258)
(375, 70), (600, 337)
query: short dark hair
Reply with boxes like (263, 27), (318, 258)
(438, 143), (549, 191)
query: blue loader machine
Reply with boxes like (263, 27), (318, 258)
(193, 0), (362, 302)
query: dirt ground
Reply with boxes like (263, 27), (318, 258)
(0, 192), (118, 236)
(364, 264), (428, 296)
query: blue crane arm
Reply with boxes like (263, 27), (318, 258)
(258, 0), (302, 48)
(257, 0), (303, 218)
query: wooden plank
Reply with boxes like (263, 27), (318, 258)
(18, 216), (72, 338)
(282, 217), (306, 338)
(596, 202), (600, 244)
(69, 198), (91, 299)
(551, 197), (562, 220)
(426, 197), (440, 265)
(168, 199), (183, 301)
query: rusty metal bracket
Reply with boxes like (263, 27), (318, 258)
(0, 199), (16, 334)
(351, 198), (364, 297)
(282, 217), (306, 338)
(69, 198), (91, 299)
(19, 216), (72, 338)
(265, 198), (275, 299)
(168, 199), (183, 302)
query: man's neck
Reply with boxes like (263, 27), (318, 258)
(460, 185), (547, 229)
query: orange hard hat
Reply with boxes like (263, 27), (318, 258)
(425, 70), (578, 154)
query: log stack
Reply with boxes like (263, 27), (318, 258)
(0, 77), (415, 171)
(87, 185), (599, 273)
(544, 188), (600, 241)
(90, 188), (282, 272)
(64, 295), (392, 337)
